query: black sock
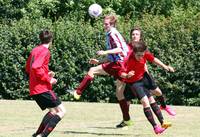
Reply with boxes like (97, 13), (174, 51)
(144, 107), (157, 127)
(36, 112), (54, 135)
(156, 95), (166, 108)
(41, 115), (61, 137)
(150, 102), (164, 124)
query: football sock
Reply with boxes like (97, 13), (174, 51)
(156, 95), (166, 108)
(41, 115), (61, 137)
(144, 107), (157, 127)
(150, 102), (164, 124)
(119, 99), (130, 121)
(76, 74), (93, 95)
(36, 112), (54, 135)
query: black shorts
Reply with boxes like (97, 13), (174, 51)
(128, 72), (157, 100)
(130, 82), (152, 100)
(124, 84), (136, 101)
(32, 91), (61, 110)
(143, 72), (157, 90)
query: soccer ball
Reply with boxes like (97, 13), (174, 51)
(88, 3), (102, 18)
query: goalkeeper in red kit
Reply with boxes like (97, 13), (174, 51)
(26, 29), (66, 137)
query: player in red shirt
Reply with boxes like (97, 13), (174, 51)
(116, 27), (176, 128)
(119, 41), (174, 134)
(26, 30), (66, 137)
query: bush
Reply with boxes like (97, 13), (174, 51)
(0, 1), (199, 106)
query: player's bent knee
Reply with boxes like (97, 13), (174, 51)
(152, 87), (162, 96)
(57, 104), (66, 118)
(140, 97), (150, 107)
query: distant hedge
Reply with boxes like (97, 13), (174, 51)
(0, 1), (199, 106)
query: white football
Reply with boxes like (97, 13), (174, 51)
(88, 4), (102, 18)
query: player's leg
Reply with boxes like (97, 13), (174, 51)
(148, 94), (171, 129)
(32, 91), (66, 137)
(71, 64), (108, 99)
(115, 80), (132, 128)
(151, 87), (176, 116)
(38, 104), (66, 137)
(144, 72), (176, 116)
(140, 96), (165, 134)
(131, 82), (165, 134)
(33, 112), (54, 136)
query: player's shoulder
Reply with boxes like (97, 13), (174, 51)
(31, 45), (49, 55)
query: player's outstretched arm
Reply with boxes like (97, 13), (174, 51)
(89, 57), (109, 65)
(97, 47), (122, 56)
(153, 58), (175, 72)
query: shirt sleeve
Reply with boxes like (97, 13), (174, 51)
(25, 54), (32, 74)
(145, 51), (155, 62)
(32, 51), (51, 83)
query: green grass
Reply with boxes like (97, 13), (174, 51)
(0, 100), (199, 137)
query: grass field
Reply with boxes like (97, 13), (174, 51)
(0, 100), (199, 137)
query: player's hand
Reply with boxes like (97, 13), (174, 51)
(48, 71), (55, 77)
(97, 50), (107, 56)
(50, 78), (57, 85)
(127, 70), (135, 78)
(166, 66), (175, 72)
(89, 59), (99, 64)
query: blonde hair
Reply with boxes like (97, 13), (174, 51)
(104, 15), (117, 27)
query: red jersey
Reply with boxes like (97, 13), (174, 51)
(120, 49), (155, 83)
(26, 45), (52, 96)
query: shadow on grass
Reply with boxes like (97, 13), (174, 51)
(63, 130), (131, 136)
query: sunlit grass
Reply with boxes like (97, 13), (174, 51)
(0, 100), (199, 137)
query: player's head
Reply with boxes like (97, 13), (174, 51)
(132, 41), (147, 61)
(130, 27), (143, 42)
(104, 15), (117, 32)
(39, 29), (53, 44)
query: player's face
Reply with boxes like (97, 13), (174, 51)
(135, 52), (144, 61)
(132, 30), (141, 42)
(104, 19), (111, 32)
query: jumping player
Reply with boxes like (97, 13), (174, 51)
(68, 15), (129, 101)
(119, 41), (174, 134)
(26, 29), (66, 137)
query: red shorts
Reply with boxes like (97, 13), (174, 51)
(102, 61), (123, 80)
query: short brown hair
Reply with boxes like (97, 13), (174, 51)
(39, 29), (53, 44)
(133, 41), (147, 53)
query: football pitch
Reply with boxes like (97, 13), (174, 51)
(0, 100), (199, 137)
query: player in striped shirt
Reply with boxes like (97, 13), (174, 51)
(68, 15), (129, 105)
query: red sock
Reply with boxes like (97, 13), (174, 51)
(76, 74), (93, 95)
(119, 99), (130, 121)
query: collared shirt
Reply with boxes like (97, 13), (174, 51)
(120, 49), (155, 83)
